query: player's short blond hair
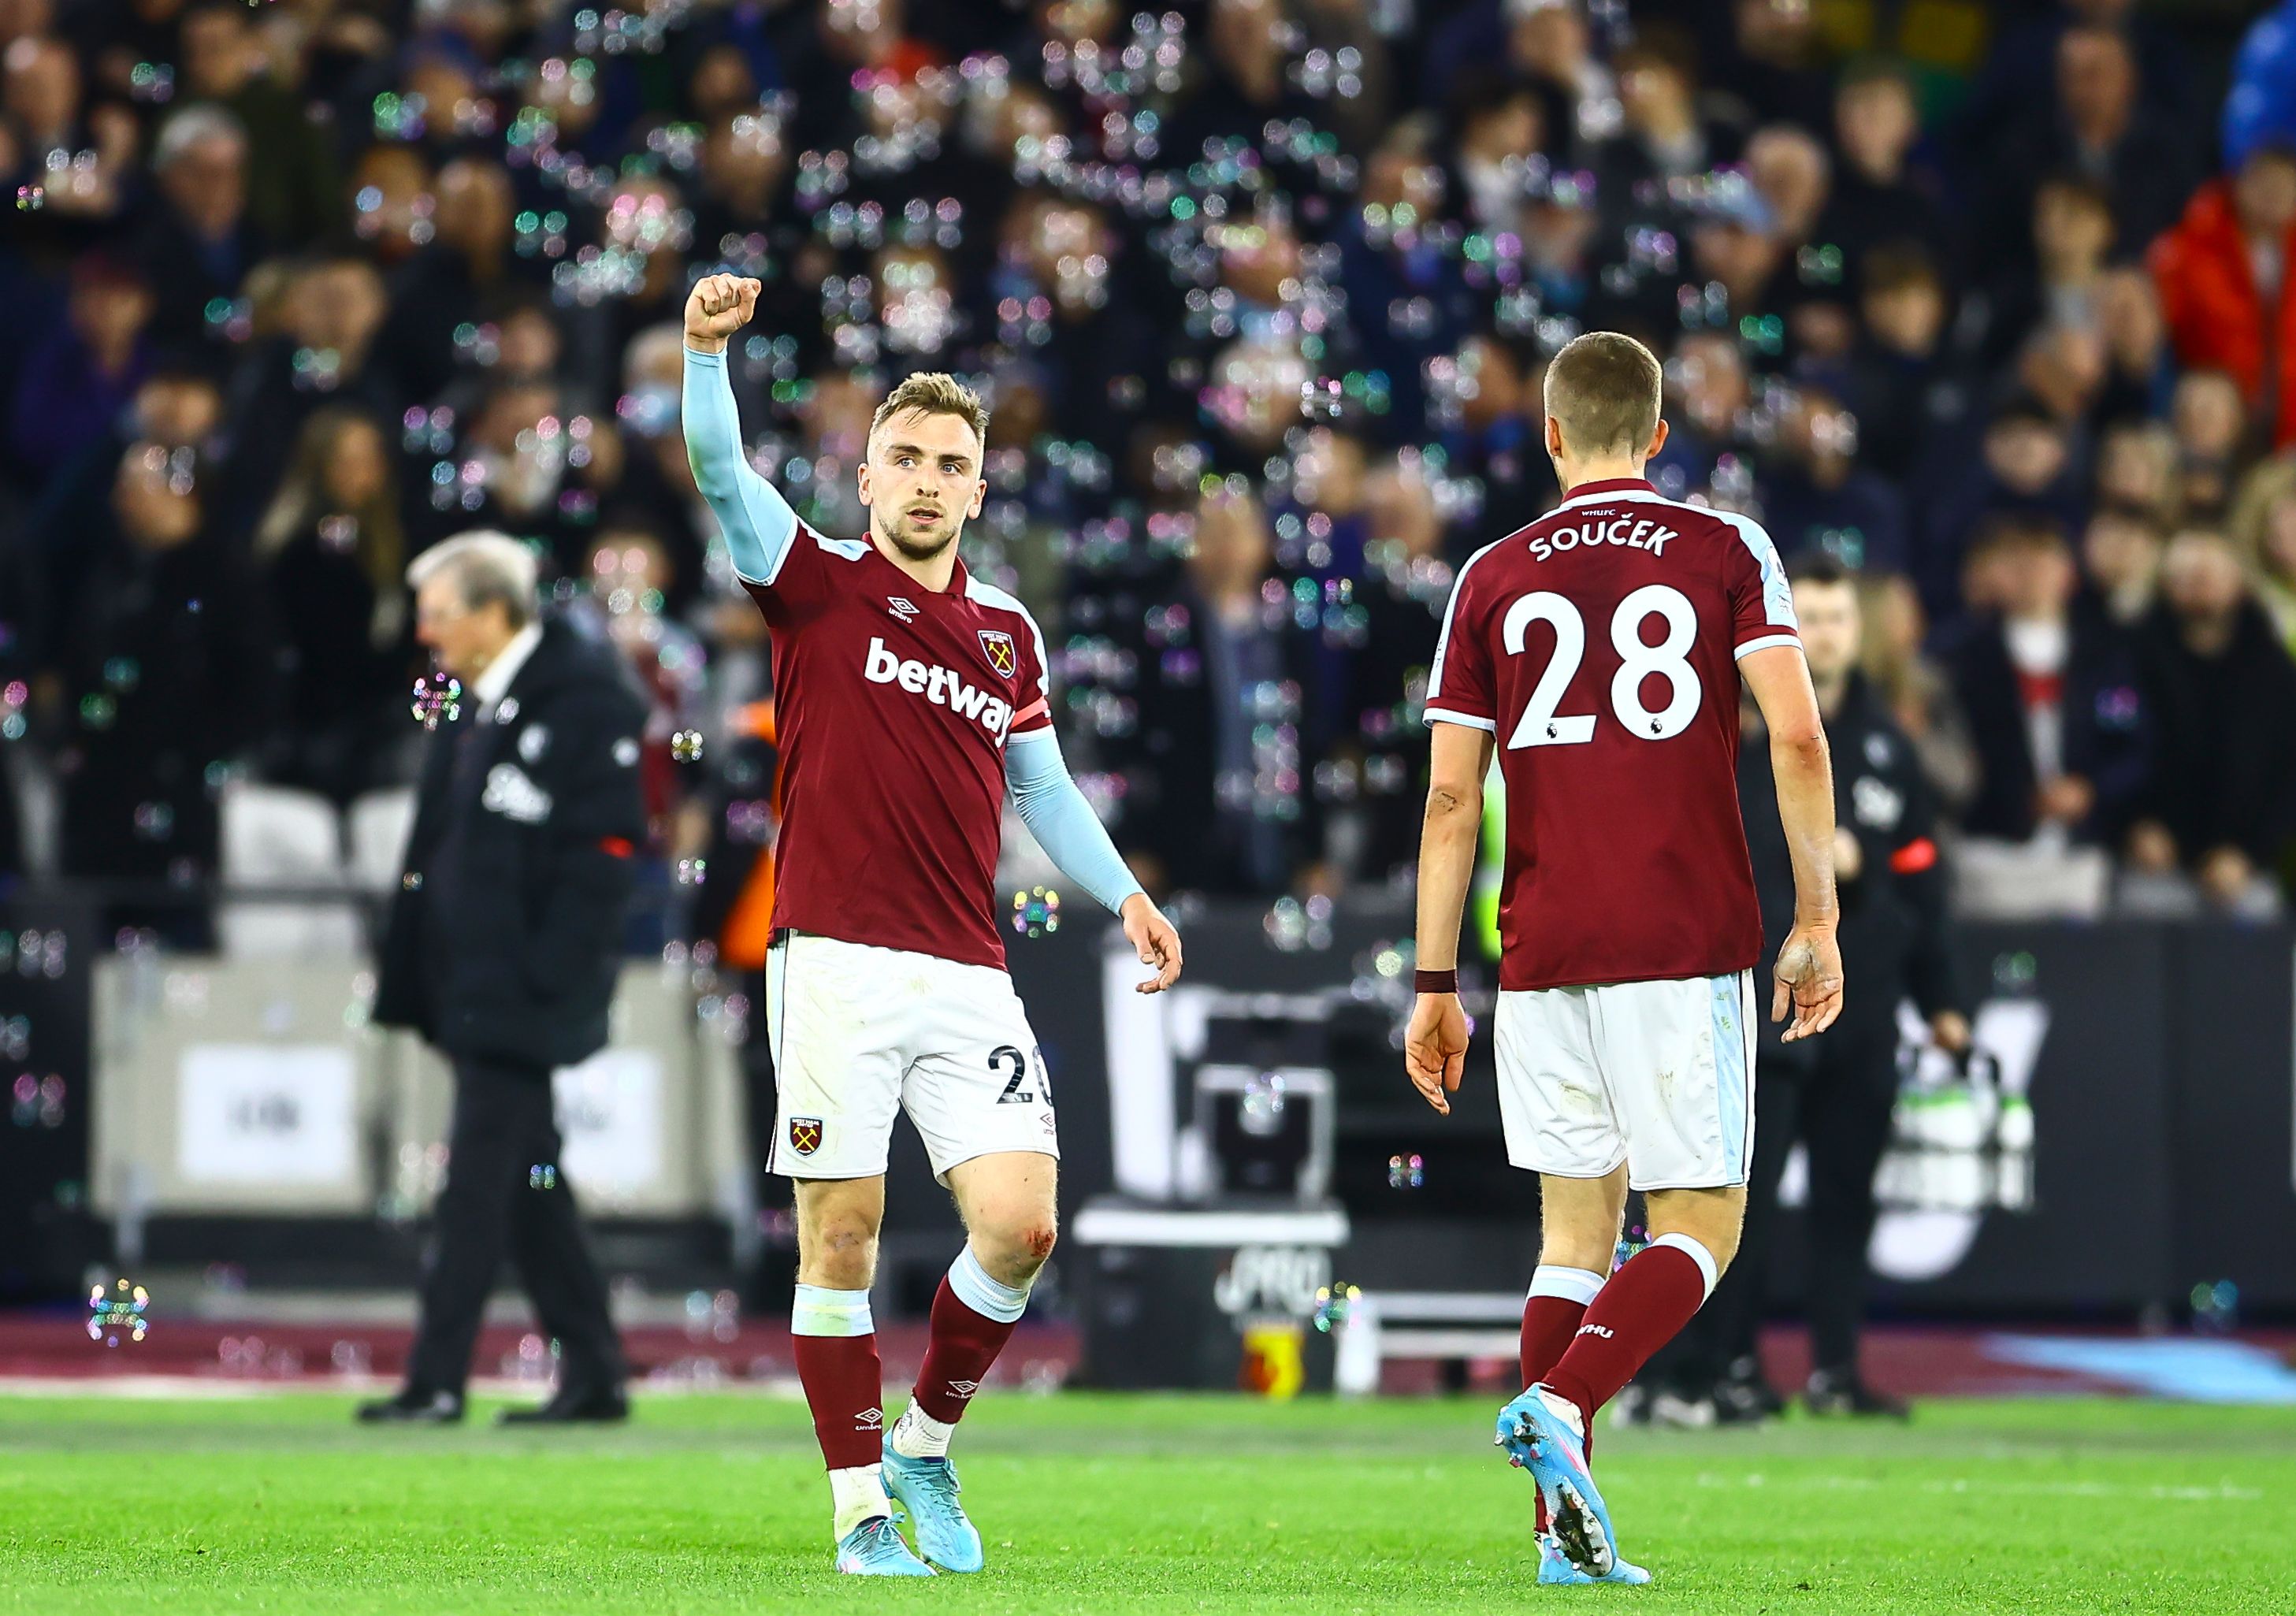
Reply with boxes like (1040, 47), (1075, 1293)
(868, 372), (989, 459)
(1544, 331), (1664, 459)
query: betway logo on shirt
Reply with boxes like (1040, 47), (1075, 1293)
(864, 637), (1014, 737)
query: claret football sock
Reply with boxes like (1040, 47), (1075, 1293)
(1521, 1265), (1605, 1390)
(1521, 1265), (1603, 1531)
(908, 1246), (1034, 1432)
(793, 1283), (890, 1535)
(1541, 1234), (1717, 1434)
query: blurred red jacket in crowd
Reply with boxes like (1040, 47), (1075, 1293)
(2150, 176), (2296, 448)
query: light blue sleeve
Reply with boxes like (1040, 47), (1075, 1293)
(1004, 731), (1146, 917)
(682, 344), (797, 585)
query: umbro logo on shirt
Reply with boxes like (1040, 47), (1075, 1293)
(886, 596), (921, 622)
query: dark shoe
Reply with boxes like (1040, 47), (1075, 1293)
(356, 1388), (464, 1424)
(496, 1383), (630, 1425)
(1714, 1355), (1783, 1425)
(1805, 1368), (1910, 1419)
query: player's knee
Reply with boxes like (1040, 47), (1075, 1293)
(977, 1210), (1058, 1282)
(798, 1217), (881, 1290)
(1644, 1187), (1744, 1275)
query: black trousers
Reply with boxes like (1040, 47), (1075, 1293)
(404, 1053), (628, 1396)
(1648, 1022), (1900, 1389)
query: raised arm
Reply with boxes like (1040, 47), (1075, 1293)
(682, 273), (797, 586)
(1740, 642), (1843, 1042)
(1005, 729), (1182, 993)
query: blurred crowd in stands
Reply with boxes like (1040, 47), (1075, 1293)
(4, 0), (2296, 942)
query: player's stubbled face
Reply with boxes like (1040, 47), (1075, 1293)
(859, 407), (987, 562)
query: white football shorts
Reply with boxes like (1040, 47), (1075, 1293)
(1494, 970), (1757, 1191)
(765, 931), (1060, 1182)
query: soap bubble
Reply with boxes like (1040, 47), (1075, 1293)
(1009, 886), (1061, 938)
(411, 673), (463, 728)
(1312, 1283), (1359, 1333)
(86, 1278), (150, 1347)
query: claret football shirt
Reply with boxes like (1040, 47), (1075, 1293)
(1425, 477), (1801, 991)
(746, 522), (1053, 970)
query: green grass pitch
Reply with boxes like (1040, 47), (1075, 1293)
(2, 1389), (2290, 1612)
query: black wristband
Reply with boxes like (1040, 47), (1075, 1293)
(1414, 968), (1459, 994)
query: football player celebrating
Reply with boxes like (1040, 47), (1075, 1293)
(682, 274), (1183, 1576)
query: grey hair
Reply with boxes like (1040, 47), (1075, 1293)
(406, 530), (538, 628)
(154, 104), (249, 171)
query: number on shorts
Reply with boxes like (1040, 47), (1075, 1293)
(1501, 585), (1703, 747)
(990, 1045), (1031, 1105)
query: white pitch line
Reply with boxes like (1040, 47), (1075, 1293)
(1689, 1471), (2264, 1503)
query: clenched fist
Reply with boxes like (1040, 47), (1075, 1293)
(685, 273), (761, 354)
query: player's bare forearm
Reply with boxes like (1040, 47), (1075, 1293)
(1770, 729), (1838, 930)
(1741, 642), (1843, 1040)
(1412, 725), (1492, 972)
(1413, 789), (1478, 973)
(1406, 724), (1490, 1115)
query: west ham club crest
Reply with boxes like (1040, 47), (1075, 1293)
(977, 629), (1016, 678)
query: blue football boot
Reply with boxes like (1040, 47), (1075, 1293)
(1539, 1531), (1651, 1585)
(834, 1516), (935, 1577)
(1498, 1384), (1619, 1578)
(882, 1445), (985, 1573)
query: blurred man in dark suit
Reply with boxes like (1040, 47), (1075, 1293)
(361, 532), (644, 1425)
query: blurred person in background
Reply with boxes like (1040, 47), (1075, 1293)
(2124, 527), (2296, 916)
(1650, 329), (1751, 501)
(377, 156), (523, 408)
(2167, 367), (2250, 519)
(1636, 552), (1966, 1427)
(53, 440), (273, 945)
(1712, 0), (1833, 133)
(1919, 396), (2086, 619)
(133, 104), (266, 351)
(1988, 24), (2191, 263)
(2231, 456), (2296, 654)
(1755, 382), (1905, 574)
(2151, 141), (2296, 451)
(2081, 505), (2164, 627)
(7, 250), (151, 476)
(362, 532), (642, 1426)
(1111, 481), (1322, 897)
(227, 255), (401, 522)
(570, 518), (709, 860)
(175, 0), (338, 243)
(1945, 517), (2148, 917)
(1845, 245), (1975, 492)
(252, 407), (414, 804)
(1982, 172), (2114, 373)
(1819, 59), (1950, 290)
(1857, 572), (1978, 814)
(2092, 418), (2180, 529)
